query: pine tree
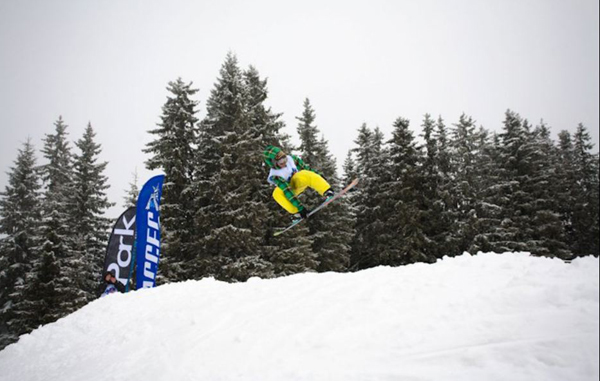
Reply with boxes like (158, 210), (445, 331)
(514, 118), (542, 250)
(342, 151), (358, 186)
(123, 168), (139, 208)
(450, 113), (481, 253)
(352, 123), (375, 176)
(269, 225), (317, 277)
(295, 99), (353, 272)
(13, 248), (61, 335)
(436, 116), (452, 179)
(521, 121), (570, 257)
(385, 117), (430, 265)
(0, 139), (42, 349)
(239, 65), (296, 278)
(484, 111), (563, 255)
(419, 114), (456, 259)
(14, 117), (82, 333)
(205, 55), (263, 279)
(555, 130), (577, 253)
(350, 125), (398, 268)
(434, 116), (460, 256)
(488, 110), (532, 252)
(421, 114), (438, 197)
(72, 123), (113, 299)
(570, 124), (599, 256)
(470, 131), (504, 253)
(296, 98), (321, 165)
(0, 243), (10, 348)
(349, 124), (375, 268)
(193, 53), (309, 280)
(193, 125), (223, 278)
(144, 78), (199, 282)
(193, 54), (247, 277)
(341, 151), (359, 245)
(41, 117), (86, 316)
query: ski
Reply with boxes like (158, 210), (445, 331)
(273, 178), (359, 237)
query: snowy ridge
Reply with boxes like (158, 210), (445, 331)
(0, 252), (598, 381)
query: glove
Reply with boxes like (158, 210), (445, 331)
(299, 208), (310, 219)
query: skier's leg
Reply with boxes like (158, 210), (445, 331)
(272, 187), (300, 214)
(272, 171), (331, 214)
(293, 170), (331, 195)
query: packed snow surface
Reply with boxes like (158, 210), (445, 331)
(0, 252), (598, 381)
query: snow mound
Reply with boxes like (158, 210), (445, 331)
(0, 252), (598, 381)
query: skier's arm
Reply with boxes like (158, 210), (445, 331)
(271, 176), (306, 212)
(292, 155), (323, 178)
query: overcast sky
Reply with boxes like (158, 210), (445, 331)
(1, 0), (598, 218)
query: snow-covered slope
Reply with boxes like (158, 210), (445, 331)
(0, 252), (598, 381)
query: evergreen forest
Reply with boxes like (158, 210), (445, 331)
(1, 53), (598, 350)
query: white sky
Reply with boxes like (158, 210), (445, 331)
(1, 0), (598, 218)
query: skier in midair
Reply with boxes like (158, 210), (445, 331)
(264, 145), (334, 219)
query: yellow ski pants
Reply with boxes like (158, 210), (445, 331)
(273, 170), (331, 214)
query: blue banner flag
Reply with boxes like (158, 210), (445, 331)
(135, 175), (165, 289)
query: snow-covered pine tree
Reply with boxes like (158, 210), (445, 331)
(295, 99), (353, 272)
(193, 53), (312, 280)
(570, 124), (599, 256)
(342, 151), (358, 187)
(488, 111), (565, 255)
(348, 124), (375, 268)
(243, 65), (314, 279)
(419, 114), (437, 252)
(244, 65), (285, 145)
(385, 117), (431, 265)
(590, 151), (600, 256)
(420, 114), (439, 197)
(212, 65), (287, 281)
(0, 139), (42, 349)
(193, 124), (223, 278)
(353, 123), (375, 173)
(313, 153), (354, 272)
(555, 131), (577, 252)
(17, 117), (83, 329)
(350, 125), (395, 269)
(435, 116), (452, 180)
(419, 114), (457, 259)
(469, 131), (504, 253)
(42, 117), (87, 314)
(144, 78), (199, 282)
(123, 168), (139, 208)
(489, 110), (532, 252)
(513, 118), (543, 250)
(72, 123), (113, 299)
(192, 54), (246, 279)
(0, 244), (9, 348)
(521, 121), (570, 257)
(296, 98), (321, 165)
(362, 126), (392, 263)
(449, 113), (482, 252)
(433, 116), (460, 256)
(200, 54), (259, 280)
(12, 247), (60, 335)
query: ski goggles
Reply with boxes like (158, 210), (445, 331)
(275, 151), (286, 166)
